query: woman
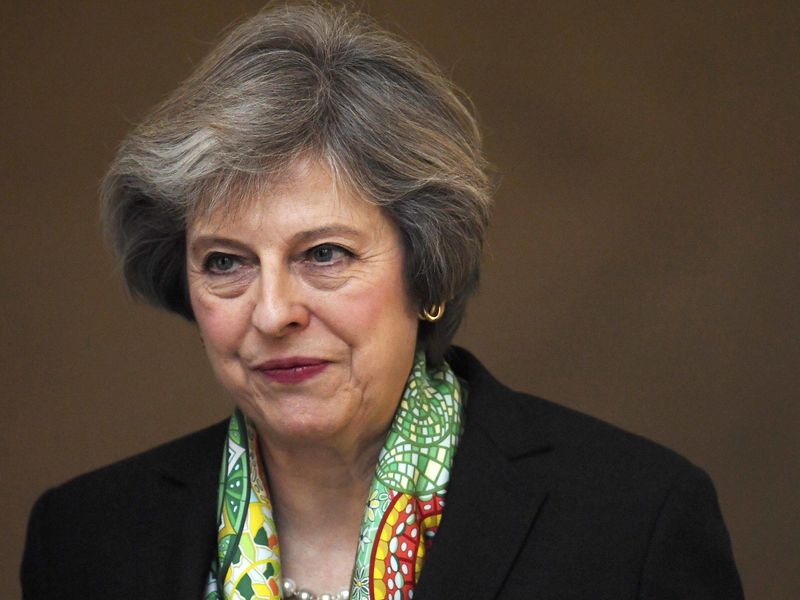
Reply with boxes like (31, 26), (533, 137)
(22, 4), (743, 599)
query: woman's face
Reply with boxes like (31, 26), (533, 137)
(186, 161), (419, 452)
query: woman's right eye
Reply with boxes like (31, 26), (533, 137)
(203, 252), (240, 274)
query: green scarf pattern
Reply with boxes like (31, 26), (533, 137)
(205, 349), (464, 600)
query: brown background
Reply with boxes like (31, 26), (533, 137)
(2, 1), (798, 597)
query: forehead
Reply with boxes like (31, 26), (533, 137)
(188, 161), (391, 239)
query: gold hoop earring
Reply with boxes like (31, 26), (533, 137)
(419, 303), (445, 322)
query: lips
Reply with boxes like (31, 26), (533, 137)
(254, 357), (330, 384)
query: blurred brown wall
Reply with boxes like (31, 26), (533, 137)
(2, 1), (798, 597)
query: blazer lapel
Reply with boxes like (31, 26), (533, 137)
(414, 349), (555, 600)
(170, 472), (220, 598)
(136, 421), (227, 599)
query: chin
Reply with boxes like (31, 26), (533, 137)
(249, 405), (353, 445)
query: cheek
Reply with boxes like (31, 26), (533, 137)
(191, 290), (249, 352)
(330, 273), (418, 353)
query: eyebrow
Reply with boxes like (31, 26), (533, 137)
(188, 224), (364, 255)
(292, 225), (363, 244)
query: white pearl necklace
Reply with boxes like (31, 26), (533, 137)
(282, 577), (350, 600)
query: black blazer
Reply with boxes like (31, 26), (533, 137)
(22, 348), (744, 599)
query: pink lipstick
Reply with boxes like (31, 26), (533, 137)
(255, 357), (330, 384)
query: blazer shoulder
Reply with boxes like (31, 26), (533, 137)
(525, 385), (711, 494)
(528, 391), (697, 474)
(22, 421), (227, 598)
(450, 346), (705, 486)
(41, 419), (228, 503)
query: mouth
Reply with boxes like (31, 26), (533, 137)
(254, 357), (331, 384)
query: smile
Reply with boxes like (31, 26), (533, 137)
(254, 357), (330, 384)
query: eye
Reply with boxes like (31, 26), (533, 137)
(307, 244), (350, 264)
(203, 252), (240, 274)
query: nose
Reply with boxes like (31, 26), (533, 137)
(250, 267), (310, 337)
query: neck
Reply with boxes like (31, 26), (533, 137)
(260, 433), (383, 521)
(257, 430), (385, 592)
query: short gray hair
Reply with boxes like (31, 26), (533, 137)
(102, 2), (491, 364)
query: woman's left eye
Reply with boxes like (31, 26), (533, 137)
(203, 252), (242, 274)
(307, 244), (350, 264)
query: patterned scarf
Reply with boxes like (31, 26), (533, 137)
(204, 349), (464, 600)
